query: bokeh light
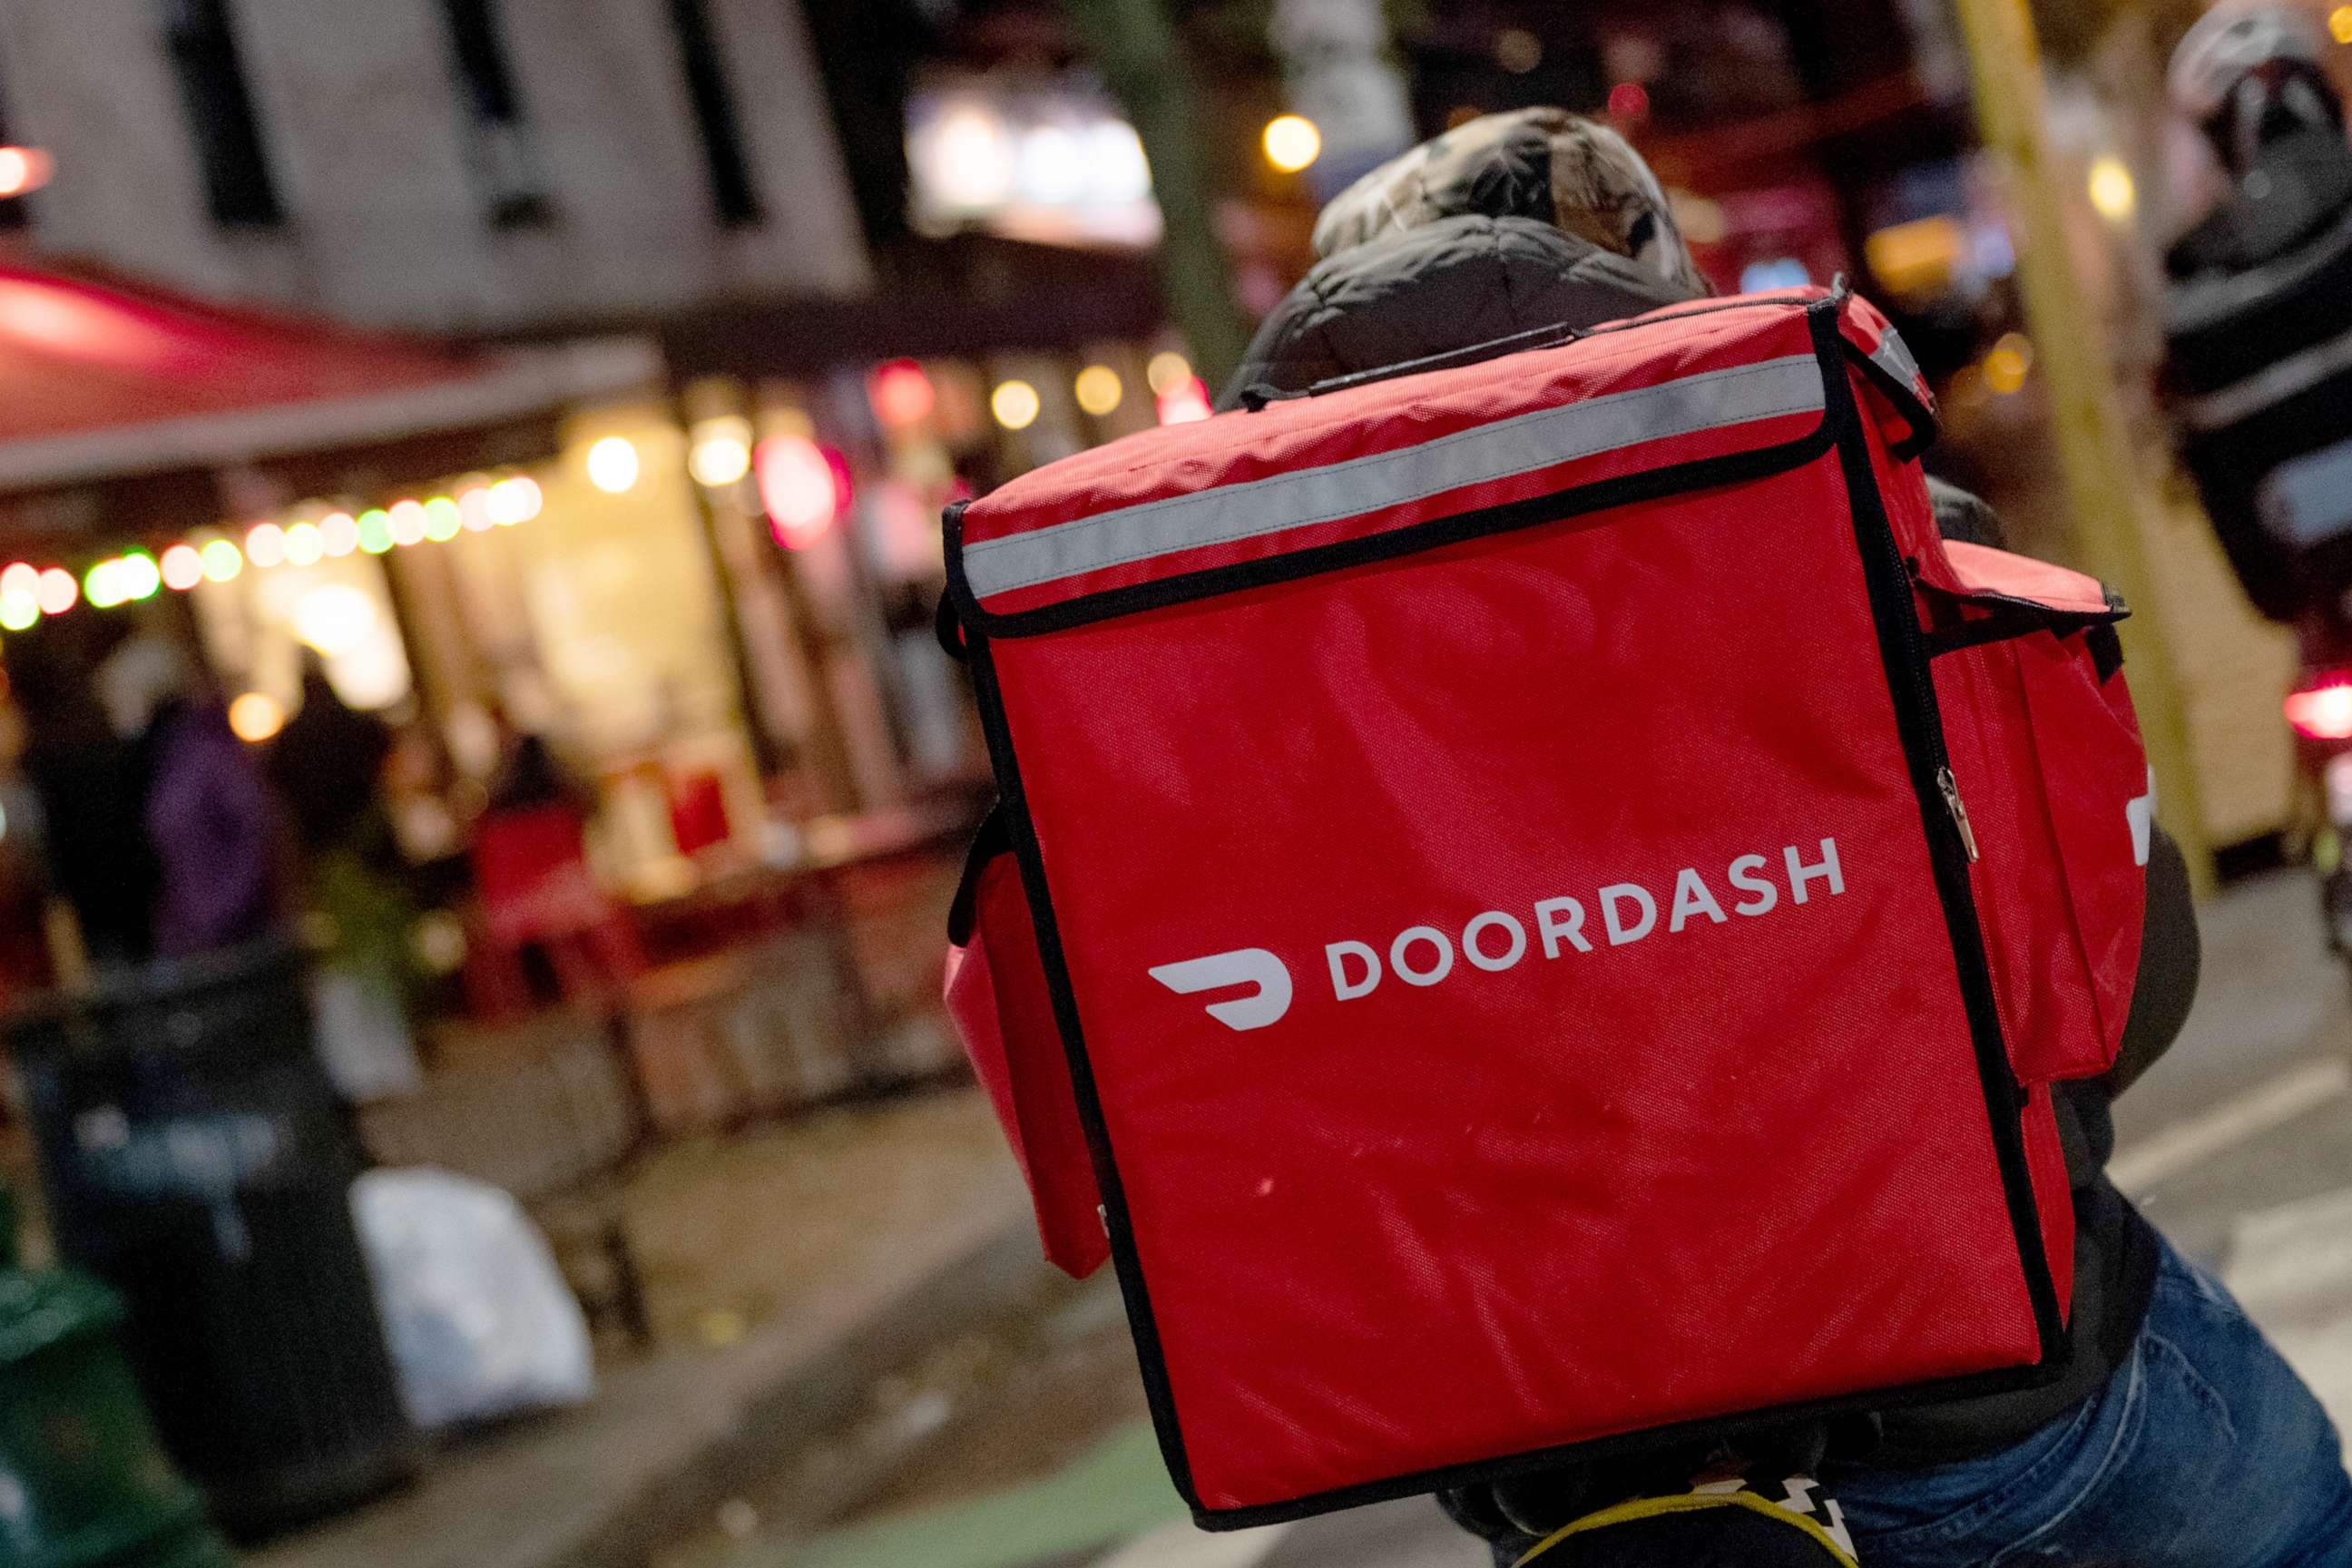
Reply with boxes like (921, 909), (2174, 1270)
(245, 522), (286, 568)
(867, 362), (936, 427)
(35, 567), (75, 614)
(387, 499), (427, 546)
(161, 544), (204, 591)
(321, 512), (360, 556)
(1262, 114), (1321, 173)
(586, 436), (640, 494)
(990, 379), (1041, 430)
(117, 552), (161, 602)
(0, 590), (34, 631)
(227, 692), (285, 743)
(1074, 365), (1123, 416)
(1145, 352), (1192, 397)
(423, 495), (463, 541)
(486, 475), (542, 524)
(755, 435), (840, 549)
(201, 539), (243, 582)
(283, 521), (324, 565)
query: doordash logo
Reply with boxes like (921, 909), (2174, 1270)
(1147, 839), (1846, 1033)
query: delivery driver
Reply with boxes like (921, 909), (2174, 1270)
(1221, 106), (2352, 1567)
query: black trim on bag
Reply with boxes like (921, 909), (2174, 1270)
(945, 800), (1009, 947)
(956, 294), (2076, 1533)
(963, 630), (1208, 1511)
(1812, 299), (2071, 1368)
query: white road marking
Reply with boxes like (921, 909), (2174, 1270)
(1095, 1521), (1295, 1568)
(2110, 1058), (2352, 1197)
(2224, 1183), (2352, 1452)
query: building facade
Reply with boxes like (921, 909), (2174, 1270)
(0, 0), (868, 329)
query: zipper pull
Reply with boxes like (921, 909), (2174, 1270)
(1937, 766), (1981, 862)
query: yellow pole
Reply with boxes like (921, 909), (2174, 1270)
(1948, 0), (2214, 897)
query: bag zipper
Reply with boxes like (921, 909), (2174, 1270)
(1937, 766), (1980, 861)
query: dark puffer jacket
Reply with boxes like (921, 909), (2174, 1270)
(1224, 192), (2200, 1524)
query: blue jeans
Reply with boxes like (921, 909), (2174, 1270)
(1826, 1238), (2352, 1565)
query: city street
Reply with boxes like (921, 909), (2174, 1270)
(681, 868), (2352, 1568)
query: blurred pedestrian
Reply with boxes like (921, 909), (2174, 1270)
(270, 653), (420, 1102)
(97, 634), (287, 956)
(1233, 108), (2352, 1566)
(5, 629), (158, 965)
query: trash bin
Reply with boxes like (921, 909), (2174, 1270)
(10, 940), (418, 1537)
(0, 1181), (236, 1568)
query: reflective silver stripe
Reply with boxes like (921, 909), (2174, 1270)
(2184, 319), (2352, 431)
(1867, 328), (1924, 397)
(963, 355), (1825, 598)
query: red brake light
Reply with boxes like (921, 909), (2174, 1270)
(2287, 680), (2352, 740)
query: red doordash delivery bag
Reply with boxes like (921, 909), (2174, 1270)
(939, 287), (2151, 1527)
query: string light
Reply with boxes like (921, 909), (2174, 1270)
(0, 591), (34, 631)
(457, 487), (494, 532)
(83, 560), (124, 610)
(117, 552), (160, 602)
(283, 522), (324, 565)
(200, 540), (243, 583)
(246, 522), (286, 568)
(0, 564), (34, 601)
(485, 475), (541, 525)
(321, 511), (360, 557)
(387, 500), (427, 546)
(161, 544), (204, 591)
(423, 496), (463, 541)
(35, 568), (74, 614)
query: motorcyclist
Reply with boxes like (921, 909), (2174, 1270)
(1226, 106), (2351, 1565)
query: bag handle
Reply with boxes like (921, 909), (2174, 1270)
(1240, 318), (1589, 410)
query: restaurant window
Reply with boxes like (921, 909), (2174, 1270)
(666, 0), (761, 226)
(436, 0), (554, 226)
(160, 0), (284, 226)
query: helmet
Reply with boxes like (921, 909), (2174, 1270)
(2168, 4), (2343, 174)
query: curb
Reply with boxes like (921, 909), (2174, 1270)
(252, 1215), (1048, 1568)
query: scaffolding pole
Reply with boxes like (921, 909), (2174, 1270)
(1948, 0), (2214, 895)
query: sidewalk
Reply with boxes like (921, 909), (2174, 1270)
(253, 1086), (1042, 1568)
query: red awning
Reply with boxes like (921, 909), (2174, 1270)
(0, 260), (658, 492)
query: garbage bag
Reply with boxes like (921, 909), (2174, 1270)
(351, 1168), (595, 1428)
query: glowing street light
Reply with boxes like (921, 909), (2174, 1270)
(1263, 114), (1322, 173)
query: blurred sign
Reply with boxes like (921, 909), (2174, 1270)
(906, 78), (1159, 248)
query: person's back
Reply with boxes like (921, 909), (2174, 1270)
(1229, 108), (2349, 1565)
